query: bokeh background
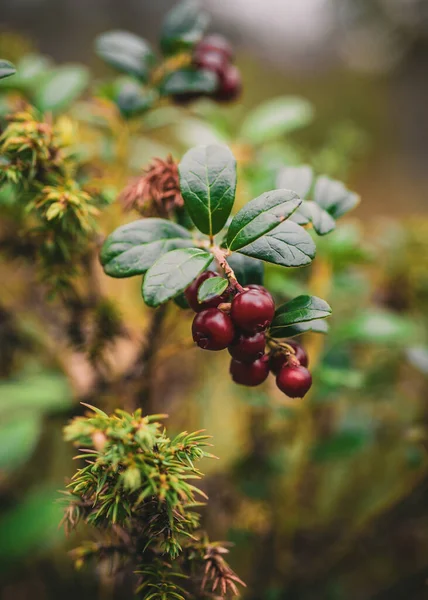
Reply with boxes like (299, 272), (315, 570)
(1, 1), (428, 599)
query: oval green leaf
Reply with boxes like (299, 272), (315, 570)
(160, 0), (210, 56)
(159, 68), (218, 97)
(0, 59), (16, 80)
(236, 220), (315, 268)
(100, 218), (193, 278)
(314, 175), (360, 219)
(291, 201), (336, 236)
(179, 144), (237, 236)
(95, 30), (155, 80)
(142, 247), (213, 307)
(270, 295), (332, 338)
(240, 96), (314, 145)
(0, 415), (41, 473)
(197, 276), (228, 303)
(34, 65), (89, 113)
(227, 189), (301, 251)
(269, 318), (329, 339)
(227, 253), (264, 286)
(276, 165), (314, 198)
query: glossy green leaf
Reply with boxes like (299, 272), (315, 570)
(227, 253), (264, 286)
(115, 79), (155, 118)
(142, 248), (213, 307)
(226, 189), (301, 251)
(291, 201), (336, 236)
(236, 221), (315, 268)
(34, 65), (89, 113)
(271, 318), (329, 339)
(240, 96), (314, 145)
(0, 415), (42, 473)
(95, 30), (155, 80)
(159, 68), (218, 97)
(314, 175), (360, 219)
(0, 55), (50, 90)
(270, 295), (331, 337)
(179, 144), (237, 236)
(100, 219), (193, 278)
(276, 165), (314, 198)
(0, 59), (16, 80)
(160, 0), (209, 55)
(197, 276), (228, 303)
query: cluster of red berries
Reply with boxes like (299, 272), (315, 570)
(185, 271), (313, 398)
(193, 34), (241, 102)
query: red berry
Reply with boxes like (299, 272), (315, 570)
(230, 355), (269, 387)
(269, 341), (309, 374)
(215, 65), (242, 102)
(196, 34), (234, 61)
(185, 271), (228, 312)
(228, 331), (266, 362)
(276, 365), (312, 398)
(192, 308), (235, 351)
(230, 288), (275, 333)
(193, 50), (228, 77)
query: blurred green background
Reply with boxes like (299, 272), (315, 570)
(1, 1), (428, 599)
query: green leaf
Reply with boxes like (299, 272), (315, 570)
(95, 30), (155, 80)
(226, 189), (301, 251)
(270, 295), (332, 338)
(142, 248), (213, 307)
(339, 310), (417, 344)
(0, 55), (51, 91)
(406, 346), (428, 375)
(314, 175), (360, 219)
(0, 59), (16, 80)
(100, 219), (194, 278)
(271, 318), (329, 339)
(311, 428), (371, 462)
(0, 487), (64, 564)
(34, 65), (89, 113)
(197, 276), (228, 303)
(115, 79), (155, 118)
(240, 96), (314, 145)
(0, 372), (72, 416)
(179, 144), (237, 236)
(292, 201), (336, 236)
(276, 165), (314, 198)
(236, 221), (315, 268)
(160, 0), (209, 55)
(0, 415), (42, 474)
(159, 68), (218, 97)
(227, 253), (264, 286)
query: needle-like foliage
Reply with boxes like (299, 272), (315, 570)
(62, 406), (245, 599)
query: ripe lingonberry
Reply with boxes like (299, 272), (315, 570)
(196, 34), (234, 61)
(269, 341), (309, 374)
(230, 355), (269, 387)
(192, 308), (235, 351)
(185, 271), (229, 312)
(228, 331), (266, 362)
(276, 364), (312, 398)
(230, 288), (275, 333)
(215, 65), (242, 102)
(193, 50), (228, 77)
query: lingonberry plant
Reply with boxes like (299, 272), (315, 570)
(101, 142), (358, 398)
(0, 1), (365, 598)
